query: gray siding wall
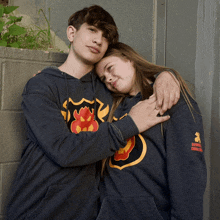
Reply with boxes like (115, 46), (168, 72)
(0, 0), (219, 219)
(0, 48), (67, 220)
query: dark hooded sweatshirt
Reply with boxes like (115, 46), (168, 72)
(6, 67), (139, 220)
(97, 93), (207, 220)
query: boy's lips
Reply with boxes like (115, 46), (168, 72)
(88, 46), (100, 54)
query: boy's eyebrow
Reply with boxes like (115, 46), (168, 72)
(87, 24), (98, 29)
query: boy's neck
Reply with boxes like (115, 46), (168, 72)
(59, 52), (94, 79)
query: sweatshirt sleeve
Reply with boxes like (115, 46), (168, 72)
(164, 96), (207, 220)
(21, 76), (139, 168)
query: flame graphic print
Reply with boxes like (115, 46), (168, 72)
(109, 134), (147, 170)
(114, 136), (135, 161)
(71, 107), (99, 134)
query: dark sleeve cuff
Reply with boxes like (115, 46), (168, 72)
(112, 115), (139, 140)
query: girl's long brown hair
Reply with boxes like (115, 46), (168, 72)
(98, 42), (194, 175)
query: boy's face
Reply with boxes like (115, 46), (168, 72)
(71, 23), (109, 65)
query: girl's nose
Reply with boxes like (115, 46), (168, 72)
(105, 74), (112, 83)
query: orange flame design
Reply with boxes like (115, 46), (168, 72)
(114, 136), (135, 161)
(71, 107), (99, 134)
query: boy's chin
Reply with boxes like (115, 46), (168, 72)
(84, 57), (103, 65)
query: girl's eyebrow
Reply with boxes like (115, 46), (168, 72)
(104, 63), (110, 71)
(104, 64), (108, 71)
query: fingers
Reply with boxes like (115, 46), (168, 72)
(157, 115), (170, 123)
(168, 93), (175, 109)
(149, 94), (156, 99)
(155, 89), (180, 115)
(148, 94), (156, 104)
(154, 87), (163, 110)
(154, 70), (181, 114)
(147, 109), (170, 129)
(174, 92), (180, 105)
(128, 97), (170, 133)
(155, 89), (168, 115)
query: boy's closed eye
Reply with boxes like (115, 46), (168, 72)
(88, 27), (96, 32)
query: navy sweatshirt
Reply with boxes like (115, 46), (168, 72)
(97, 93), (207, 220)
(6, 67), (139, 220)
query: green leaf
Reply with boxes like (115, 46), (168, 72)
(9, 42), (20, 48)
(6, 19), (14, 25)
(0, 21), (4, 32)
(8, 16), (23, 23)
(8, 24), (26, 36)
(0, 40), (7, 46)
(0, 7), (3, 17)
(4, 6), (19, 15)
(6, 16), (23, 25)
(2, 32), (10, 40)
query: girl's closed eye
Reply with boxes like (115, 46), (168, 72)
(107, 65), (113, 72)
(100, 76), (106, 82)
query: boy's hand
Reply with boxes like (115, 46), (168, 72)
(129, 94), (170, 133)
(153, 71), (180, 115)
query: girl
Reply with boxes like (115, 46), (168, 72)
(95, 42), (207, 220)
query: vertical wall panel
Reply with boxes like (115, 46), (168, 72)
(155, 0), (167, 66)
(166, 0), (198, 84)
(209, 1), (220, 219)
(46, 0), (155, 60)
(195, 1), (220, 219)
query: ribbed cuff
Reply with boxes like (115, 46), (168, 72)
(112, 115), (139, 140)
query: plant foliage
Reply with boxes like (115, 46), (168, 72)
(0, 4), (62, 51)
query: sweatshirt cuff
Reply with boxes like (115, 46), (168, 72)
(112, 115), (139, 140)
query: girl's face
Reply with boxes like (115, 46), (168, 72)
(96, 56), (140, 95)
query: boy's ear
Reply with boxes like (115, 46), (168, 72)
(67, 25), (76, 43)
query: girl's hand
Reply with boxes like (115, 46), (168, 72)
(129, 94), (170, 133)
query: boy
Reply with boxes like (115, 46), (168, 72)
(6, 5), (179, 220)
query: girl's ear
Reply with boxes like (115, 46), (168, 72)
(67, 25), (76, 43)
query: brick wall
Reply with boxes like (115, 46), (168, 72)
(0, 46), (67, 219)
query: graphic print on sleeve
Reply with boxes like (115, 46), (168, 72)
(191, 132), (203, 152)
(61, 98), (109, 133)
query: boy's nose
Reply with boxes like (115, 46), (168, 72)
(93, 32), (103, 45)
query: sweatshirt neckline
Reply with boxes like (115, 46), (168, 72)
(50, 66), (97, 82)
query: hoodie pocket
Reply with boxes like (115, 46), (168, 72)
(97, 195), (164, 220)
(26, 183), (99, 220)
(25, 184), (62, 219)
